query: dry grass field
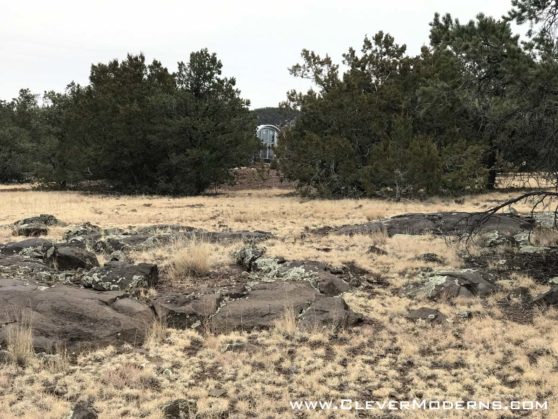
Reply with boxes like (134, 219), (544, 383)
(0, 184), (557, 418)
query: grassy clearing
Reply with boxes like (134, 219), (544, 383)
(0, 185), (557, 417)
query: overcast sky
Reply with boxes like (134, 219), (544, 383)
(1, 0), (514, 109)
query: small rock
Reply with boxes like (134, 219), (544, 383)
(108, 250), (131, 263)
(416, 253), (445, 264)
(367, 245), (387, 255)
(69, 401), (98, 419)
(406, 307), (447, 325)
(316, 276), (350, 296)
(457, 310), (473, 320)
(208, 388), (226, 398)
(162, 399), (197, 419)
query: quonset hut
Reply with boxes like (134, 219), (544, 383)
(256, 124), (280, 162)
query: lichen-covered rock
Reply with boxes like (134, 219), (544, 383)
(233, 245), (266, 271)
(63, 224), (272, 254)
(16, 214), (62, 226)
(0, 254), (61, 284)
(0, 238), (53, 257)
(405, 269), (497, 300)
(81, 261), (158, 291)
(11, 214), (64, 237)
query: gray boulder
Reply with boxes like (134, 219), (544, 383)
(532, 286), (558, 307)
(46, 246), (99, 270)
(12, 214), (63, 237)
(299, 296), (363, 329)
(405, 269), (498, 300)
(152, 293), (221, 329)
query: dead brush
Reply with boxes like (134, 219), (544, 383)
(168, 237), (213, 282)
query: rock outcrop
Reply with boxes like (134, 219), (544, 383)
(0, 278), (154, 352)
(313, 212), (534, 238)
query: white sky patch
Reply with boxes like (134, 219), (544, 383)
(1, 0), (513, 108)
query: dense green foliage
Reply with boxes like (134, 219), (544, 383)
(252, 107), (299, 127)
(0, 90), (41, 182)
(278, 12), (558, 198)
(1, 50), (257, 194)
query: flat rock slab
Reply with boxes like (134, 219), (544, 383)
(0, 278), (154, 352)
(152, 293), (222, 329)
(313, 212), (534, 237)
(211, 281), (361, 332)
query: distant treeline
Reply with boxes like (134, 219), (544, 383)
(2, 0), (558, 198)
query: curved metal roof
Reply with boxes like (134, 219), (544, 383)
(256, 124), (280, 134)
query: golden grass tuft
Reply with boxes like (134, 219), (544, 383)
(273, 306), (298, 336)
(144, 320), (167, 348)
(168, 238), (214, 281)
(7, 312), (34, 367)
